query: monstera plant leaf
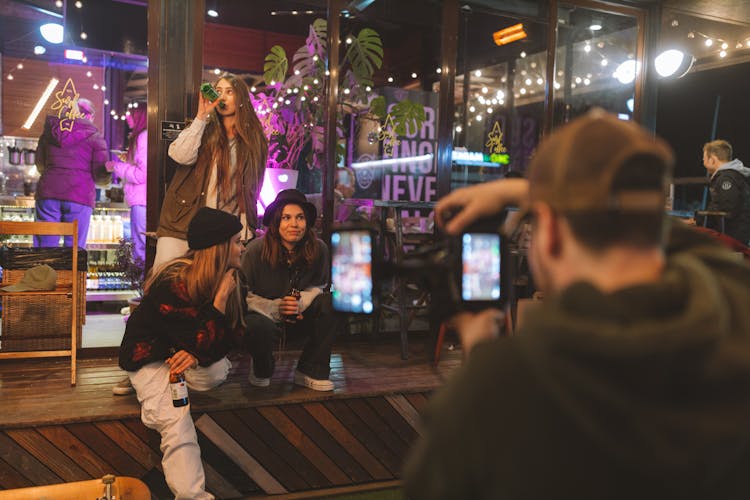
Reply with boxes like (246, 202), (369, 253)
(346, 28), (383, 88)
(389, 100), (426, 137)
(369, 96), (387, 119)
(263, 45), (289, 86)
(288, 19), (327, 88)
(308, 18), (327, 57)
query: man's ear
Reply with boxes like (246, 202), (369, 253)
(534, 203), (562, 258)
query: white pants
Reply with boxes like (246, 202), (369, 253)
(154, 236), (190, 272)
(128, 357), (231, 500)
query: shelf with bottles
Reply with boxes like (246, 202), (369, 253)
(0, 205), (132, 249)
(0, 207), (36, 245)
(87, 213), (126, 246)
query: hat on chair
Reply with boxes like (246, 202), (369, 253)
(262, 189), (317, 227)
(1, 264), (57, 292)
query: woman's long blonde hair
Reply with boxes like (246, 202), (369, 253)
(144, 240), (244, 329)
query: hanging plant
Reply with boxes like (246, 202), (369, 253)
(253, 19), (426, 172)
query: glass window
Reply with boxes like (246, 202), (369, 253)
(337, 0), (443, 218)
(553, 5), (639, 125)
(452, 1), (548, 185)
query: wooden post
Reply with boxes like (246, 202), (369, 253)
(145, 0), (205, 273)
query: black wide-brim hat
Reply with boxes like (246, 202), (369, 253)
(262, 189), (317, 227)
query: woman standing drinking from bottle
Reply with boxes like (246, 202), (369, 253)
(118, 207), (245, 500)
(155, 72), (267, 269)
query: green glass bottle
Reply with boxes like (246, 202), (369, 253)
(200, 82), (225, 109)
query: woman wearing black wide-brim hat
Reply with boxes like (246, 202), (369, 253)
(240, 189), (338, 391)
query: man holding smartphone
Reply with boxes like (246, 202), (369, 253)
(403, 110), (750, 499)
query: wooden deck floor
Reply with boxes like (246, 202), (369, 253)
(0, 337), (462, 498)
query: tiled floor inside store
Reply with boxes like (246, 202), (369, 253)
(81, 309), (126, 348)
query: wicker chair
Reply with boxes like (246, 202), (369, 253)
(0, 221), (82, 385)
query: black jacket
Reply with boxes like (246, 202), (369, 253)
(707, 160), (750, 244)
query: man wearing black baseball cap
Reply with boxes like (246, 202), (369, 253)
(404, 110), (750, 499)
(240, 189), (337, 391)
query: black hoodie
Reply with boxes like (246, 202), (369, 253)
(405, 223), (750, 500)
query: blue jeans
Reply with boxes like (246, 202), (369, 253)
(130, 205), (147, 264)
(34, 199), (93, 248)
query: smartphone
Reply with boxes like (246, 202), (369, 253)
(460, 232), (501, 303)
(331, 229), (375, 314)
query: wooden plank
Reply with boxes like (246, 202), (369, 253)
(202, 460), (243, 500)
(404, 392), (430, 414)
(234, 407), (329, 489)
(196, 422), (262, 495)
(0, 457), (33, 490)
(282, 404), (372, 483)
(323, 400), (403, 476)
(65, 422), (147, 478)
(93, 421), (162, 472)
(194, 414), (287, 495)
(140, 468), (172, 500)
(257, 405), (351, 486)
(122, 418), (161, 451)
(299, 402), (391, 481)
(385, 394), (423, 436)
(0, 432), (60, 486)
(208, 410), (309, 491)
(365, 397), (419, 446)
(0, 342), (463, 429)
(4, 428), (89, 482)
(344, 399), (410, 458)
(35, 426), (111, 478)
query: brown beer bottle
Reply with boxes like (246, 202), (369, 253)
(168, 348), (189, 407)
(284, 287), (301, 323)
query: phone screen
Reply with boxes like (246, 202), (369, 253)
(461, 233), (501, 302)
(331, 230), (374, 314)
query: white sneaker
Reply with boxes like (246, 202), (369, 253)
(112, 376), (134, 395)
(294, 371), (334, 392)
(248, 371), (270, 387)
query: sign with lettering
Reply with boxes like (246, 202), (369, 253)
(51, 78), (84, 132)
(161, 121), (186, 141)
(353, 89), (437, 208)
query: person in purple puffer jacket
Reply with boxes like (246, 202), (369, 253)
(106, 106), (147, 264)
(34, 98), (108, 248)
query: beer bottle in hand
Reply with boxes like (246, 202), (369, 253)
(284, 287), (301, 323)
(168, 348), (189, 407)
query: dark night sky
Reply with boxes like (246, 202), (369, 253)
(656, 61), (750, 178)
(655, 61), (750, 210)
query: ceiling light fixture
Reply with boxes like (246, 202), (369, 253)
(40, 23), (64, 44)
(493, 23), (527, 47)
(207, 9), (219, 17)
(654, 49), (694, 78)
(23, 78), (59, 129)
(613, 60), (638, 85)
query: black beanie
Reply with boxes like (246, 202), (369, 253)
(187, 207), (242, 250)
